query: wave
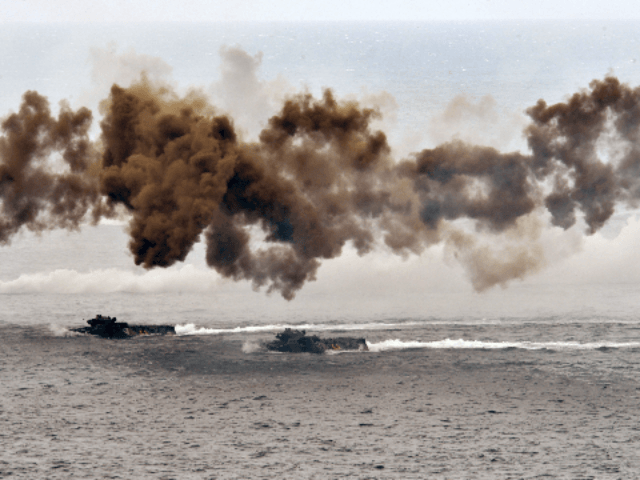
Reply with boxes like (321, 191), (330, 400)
(174, 322), (420, 336)
(175, 325), (640, 352)
(366, 338), (640, 352)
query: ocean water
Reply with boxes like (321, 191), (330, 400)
(2, 21), (640, 354)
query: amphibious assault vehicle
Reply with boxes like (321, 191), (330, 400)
(72, 315), (175, 338)
(265, 328), (368, 354)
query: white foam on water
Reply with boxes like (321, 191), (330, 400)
(366, 338), (640, 352)
(174, 322), (420, 336)
(48, 324), (81, 337)
(242, 340), (263, 353)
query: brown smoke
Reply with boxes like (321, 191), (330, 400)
(2, 76), (640, 298)
(0, 92), (101, 243)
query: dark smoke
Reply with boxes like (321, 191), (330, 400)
(2, 76), (640, 298)
(0, 92), (102, 242)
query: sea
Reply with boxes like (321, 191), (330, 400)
(3, 20), (640, 374)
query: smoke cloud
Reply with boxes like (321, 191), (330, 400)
(0, 92), (101, 242)
(2, 75), (640, 299)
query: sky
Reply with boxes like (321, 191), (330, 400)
(3, 0), (640, 23)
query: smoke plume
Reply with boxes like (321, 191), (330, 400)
(2, 76), (640, 298)
(0, 92), (101, 242)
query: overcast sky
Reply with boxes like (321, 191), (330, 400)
(4, 0), (640, 23)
